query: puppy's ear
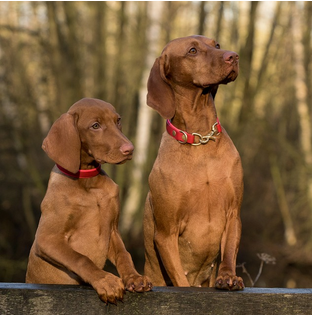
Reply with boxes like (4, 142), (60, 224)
(147, 56), (175, 119)
(42, 113), (81, 173)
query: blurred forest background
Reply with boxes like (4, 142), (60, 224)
(0, 1), (312, 288)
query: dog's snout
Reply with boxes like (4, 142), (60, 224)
(223, 51), (239, 65)
(120, 143), (134, 156)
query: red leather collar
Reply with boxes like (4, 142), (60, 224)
(166, 118), (222, 145)
(56, 163), (101, 178)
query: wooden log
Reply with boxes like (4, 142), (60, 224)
(0, 283), (312, 314)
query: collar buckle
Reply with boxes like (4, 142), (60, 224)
(178, 130), (189, 144)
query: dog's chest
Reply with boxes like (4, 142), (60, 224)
(150, 138), (241, 243)
(62, 185), (118, 267)
(154, 135), (241, 193)
(152, 149), (235, 198)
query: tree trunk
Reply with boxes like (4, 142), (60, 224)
(215, 2), (224, 40)
(197, 2), (207, 35)
(292, 2), (312, 213)
(120, 2), (164, 236)
(93, 2), (108, 101)
(270, 155), (297, 246)
(238, 1), (259, 124)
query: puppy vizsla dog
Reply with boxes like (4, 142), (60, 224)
(143, 35), (244, 290)
(26, 98), (152, 304)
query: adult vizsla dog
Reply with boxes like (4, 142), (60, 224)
(143, 35), (244, 290)
(26, 98), (152, 304)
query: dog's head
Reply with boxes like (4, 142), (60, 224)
(147, 35), (239, 119)
(42, 98), (134, 173)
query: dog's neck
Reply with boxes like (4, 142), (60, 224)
(79, 149), (102, 170)
(171, 89), (218, 134)
(56, 163), (101, 179)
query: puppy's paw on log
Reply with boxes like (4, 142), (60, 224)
(92, 273), (125, 304)
(124, 274), (153, 292)
(215, 275), (244, 291)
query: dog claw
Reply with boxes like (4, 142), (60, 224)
(125, 275), (152, 292)
(215, 275), (244, 291)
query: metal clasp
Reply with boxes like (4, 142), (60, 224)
(178, 130), (188, 144)
(211, 122), (221, 136)
(192, 133), (216, 146)
(191, 122), (220, 146)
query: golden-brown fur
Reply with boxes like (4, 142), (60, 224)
(143, 36), (244, 290)
(26, 98), (152, 304)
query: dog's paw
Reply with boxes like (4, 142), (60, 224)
(215, 275), (244, 291)
(124, 274), (153, 293)
(92, 273), (125, 304)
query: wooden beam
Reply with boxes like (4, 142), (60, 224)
(0, 283), (311, 314)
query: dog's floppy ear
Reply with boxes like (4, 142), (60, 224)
(42, 113), (81, 173)
(147, 56), (175, 119)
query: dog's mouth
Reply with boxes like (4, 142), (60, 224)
(116, 154), (133, 164)
(200, 67), (239, 91)
(96, 154), (133, 165)
(226, 68), (238, 81)
(216, 69), (238, 86)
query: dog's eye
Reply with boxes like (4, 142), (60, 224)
(189, 48), (197, 54)
(91, 122), (100, 129)
(117, 118), (121, 126)
(215, 43), (220, 49)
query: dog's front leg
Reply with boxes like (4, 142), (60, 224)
(154, 229), (190, 287)
(108, 229), (152, 292)
(215, 214), (244, 291)
(34, 234), (125, 304)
